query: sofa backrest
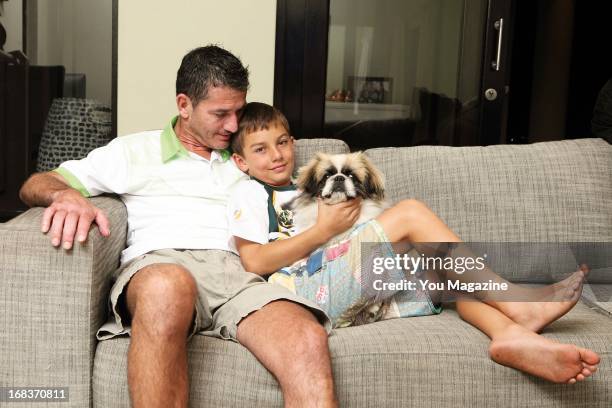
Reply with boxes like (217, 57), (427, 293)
(294, 138), (350, 168)
(363, 138), (612, 283)
(363, 138), (612, 241)
(293, 137), (611, 283)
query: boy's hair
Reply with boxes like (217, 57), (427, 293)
(231, 102), (291, 156)
(176, 45), (249, 105)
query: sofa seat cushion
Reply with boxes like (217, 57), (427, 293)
(582, 283), (612, 317)
(93, 301), (612, 407)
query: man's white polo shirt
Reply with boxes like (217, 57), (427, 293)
(54, 116), (248, 265)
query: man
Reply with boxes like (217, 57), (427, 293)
(20, 45), (359, 407)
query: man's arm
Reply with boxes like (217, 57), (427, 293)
(20, 171), (78, 207)
(235, 198), (361, 275)
(19, 171), (110, 249)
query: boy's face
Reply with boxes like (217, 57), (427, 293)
(233, 125), (295, 187)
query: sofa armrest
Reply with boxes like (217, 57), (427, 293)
(0, 196), (127, 407)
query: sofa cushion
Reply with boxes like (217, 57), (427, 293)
(364, 139), (612, 283)
(294, 138), (350, 168)
(582, 283), (612, 317)
(93, 301), (612, 407)
(1, 196), (127, 407)
(36, 98), (113, 172)
(364, 138), (611, 241)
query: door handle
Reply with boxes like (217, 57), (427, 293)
(491, 18), (504, 71)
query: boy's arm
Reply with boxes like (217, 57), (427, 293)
(235, 199), (361, 275)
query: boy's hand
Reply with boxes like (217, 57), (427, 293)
(315, 197), (362, 241)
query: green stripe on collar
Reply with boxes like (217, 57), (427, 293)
(161, 116), (189, 163)
(161, 116), (232, 163)
(219, 149), (231, 161)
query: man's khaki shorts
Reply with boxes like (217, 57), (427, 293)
(96, 249), (332, 343)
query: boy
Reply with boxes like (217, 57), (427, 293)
(228, 102), (600, 384)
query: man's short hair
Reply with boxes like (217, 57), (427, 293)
(176, 45), (249, 105)
(231, 102), (291, 156)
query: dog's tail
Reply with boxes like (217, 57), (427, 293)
(335, 297), (391, 328)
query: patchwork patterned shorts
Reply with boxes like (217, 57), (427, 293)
(268, 220), (442, 328)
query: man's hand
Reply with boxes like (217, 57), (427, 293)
(41, 189), (110, 249)
(315, 197), (362, 242)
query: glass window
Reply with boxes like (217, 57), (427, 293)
(324, 0), (487, 149)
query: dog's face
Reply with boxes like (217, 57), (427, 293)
(296, 152), (385, 204)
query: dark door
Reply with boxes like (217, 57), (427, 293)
(275, 0), (513, 150)
(0, 51), (30, 221)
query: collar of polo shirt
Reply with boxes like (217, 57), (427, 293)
(160, 116), (231, 163)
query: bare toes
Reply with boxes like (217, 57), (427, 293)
(579, 348), (601, 366)
(568, 378), (577, 384)
(583, 364), (598, 373)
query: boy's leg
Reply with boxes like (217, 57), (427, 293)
(375, 199), (587, 332)
(236, 300), (337, 408)
(456, 300), (600, 384)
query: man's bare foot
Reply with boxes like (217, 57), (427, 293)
(489, 324), (600, 384)
(499, 265), (589, 332)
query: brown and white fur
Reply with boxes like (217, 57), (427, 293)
(285, 151), (390, 238)
(284, 151), (392, 326)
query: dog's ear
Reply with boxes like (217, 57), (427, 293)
(359, 152), (386, 200)
(296, 153), (326, 196)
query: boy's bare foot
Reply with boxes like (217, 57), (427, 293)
(500, 265), (589, 333)
(489, 324), (600, 384)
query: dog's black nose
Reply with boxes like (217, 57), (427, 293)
(333, 175), (345, 182)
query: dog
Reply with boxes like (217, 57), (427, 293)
(284, 152), (393, 327)
(285, 151), (390, 235)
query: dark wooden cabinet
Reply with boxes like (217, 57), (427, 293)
(0, 51), (64, 222)
(0, 50), (29, 222)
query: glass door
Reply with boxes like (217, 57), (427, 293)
(274, 0), (513, 150)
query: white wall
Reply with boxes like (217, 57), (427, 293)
(0, 0), (23, 52)
(33, 0), (112, 105)
(117, 0), (277, 135)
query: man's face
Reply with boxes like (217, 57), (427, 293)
(180, 86), (246, 150)
(233, 125), (295, 187)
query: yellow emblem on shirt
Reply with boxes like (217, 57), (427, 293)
(233, 209), (242, 220)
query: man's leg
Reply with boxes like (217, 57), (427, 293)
(125, 263), (197, 408)
(236, 300), (337, 408)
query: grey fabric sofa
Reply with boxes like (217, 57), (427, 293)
(1, 138), (611, 407)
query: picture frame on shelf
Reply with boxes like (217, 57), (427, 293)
(349, 76), (392, 104)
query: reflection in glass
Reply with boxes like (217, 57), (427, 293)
(324, 0), (486, 149)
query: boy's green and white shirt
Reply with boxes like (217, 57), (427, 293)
(227, 179), (299, 254)
(54, 116), (248, 264)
